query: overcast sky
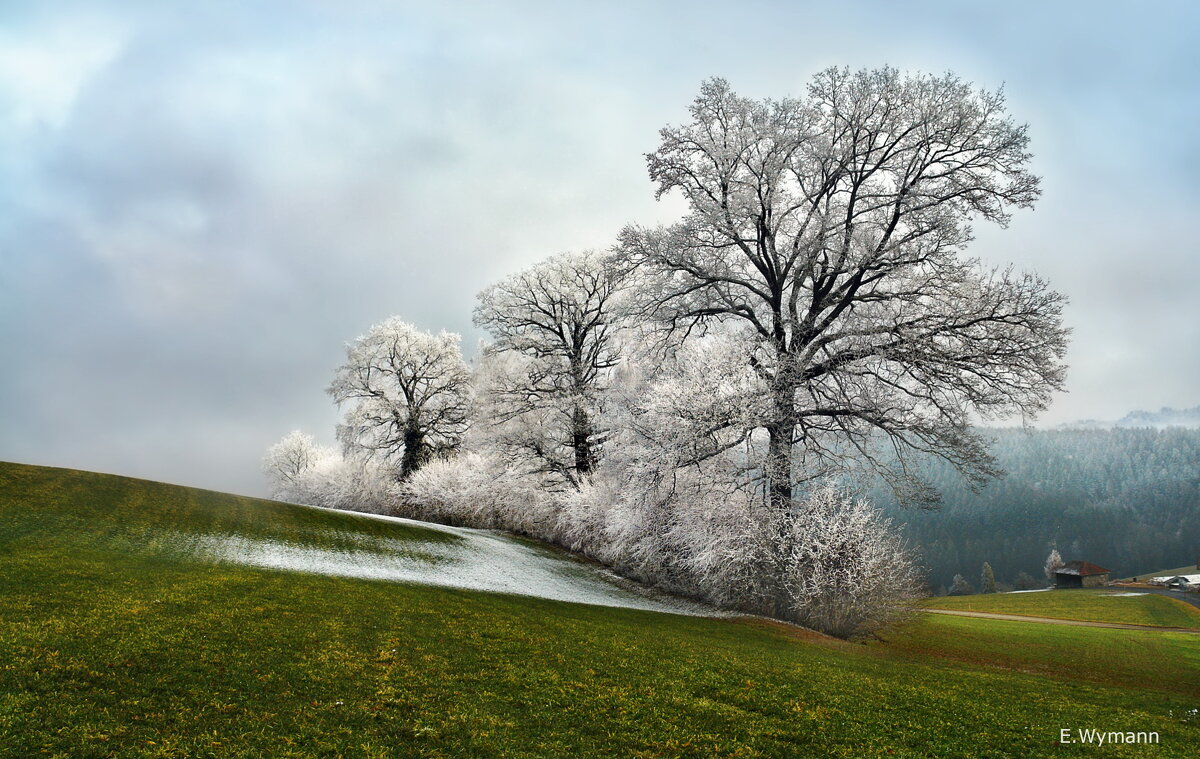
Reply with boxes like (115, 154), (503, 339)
(2, 1), (1198, 496)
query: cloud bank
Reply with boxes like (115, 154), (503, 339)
(2, 1), (1197, 495)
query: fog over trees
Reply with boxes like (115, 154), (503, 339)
(872, 427), (1200, 591)
(263, 68), (1069, 638)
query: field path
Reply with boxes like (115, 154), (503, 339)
(924, 608), (1200, 633)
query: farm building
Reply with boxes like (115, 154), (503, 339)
(1166, 574), (1200, 589)
(1054, 561), (1111, 588)
(1148, 573), (1200, 588)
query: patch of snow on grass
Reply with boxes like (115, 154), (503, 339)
(1007, 588), (1053, 593)
(189, 517), (719, 618)
(1105, 592), (1147, 597)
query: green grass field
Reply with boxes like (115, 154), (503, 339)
(879, 614), (1200, 697)
(922, 589), (1200, 628)
(3, 461), (1199, 758)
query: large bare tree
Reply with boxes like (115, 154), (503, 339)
(474, 250), (628, 485)
(327, 318), (471, 480)
(618, 68), (1069, 511)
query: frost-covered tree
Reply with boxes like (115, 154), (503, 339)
(980, 561), (997, 593)
(327, 318), (471, 480)
(618, 68), (1068, 513)
(1044, 548), (1064, 581)
(624, 329), (769, 475)
(262, 430), (324, 492)
(949, 574), (974, 596)
(474, 251), (629, 484)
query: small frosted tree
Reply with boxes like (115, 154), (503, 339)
(1044, 548), (1064, 582)
(949, 574), (974, 596)
(262, 431), (393, 512)
(784, 483), (922, 637)
(980, 562), (997, 594)
(327, 319), (471, 480)
(262, 430), (323, 492)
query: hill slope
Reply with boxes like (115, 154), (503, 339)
(3, 461), (1198, 757)
(0, 461), (708, 616)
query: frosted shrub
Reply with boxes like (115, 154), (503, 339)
(783, 483), (921, 638)
(400, 452), (556, 534)
(495, 476), (558, 539)
(307, 455), (394, 514)
(593, 482), (659, 575)
(556, 477), (615, 556)
(291, 456), (391, 514)
(669, 475), (776, 611)
(401, 453), (497, 526)
(262, 431), (393, 514)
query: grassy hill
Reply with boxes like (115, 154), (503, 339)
(3, 461), (1199, 757)
(923, 589), (1200, 628)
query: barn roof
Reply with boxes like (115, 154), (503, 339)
(1055, 560), (1110, 576)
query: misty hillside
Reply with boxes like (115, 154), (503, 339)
(874, 425), (1200, 591)
(1056, 405), (1200, 431)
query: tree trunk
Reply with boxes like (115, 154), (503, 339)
(399, 424), (425, 480)
(765, 379), (797, 617)
(571, 404), (593, 476)
(766, 422), (793, 514)
(765, 378), (796, 514)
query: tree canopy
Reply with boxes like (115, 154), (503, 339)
(619, 68), (1068, 508)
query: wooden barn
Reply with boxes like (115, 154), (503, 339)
(1054, 561), (1111, 588)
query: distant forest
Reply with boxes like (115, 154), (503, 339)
(872, 427), (1200, 592)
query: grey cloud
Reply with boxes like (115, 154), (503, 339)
(3, 0), (1199, 495)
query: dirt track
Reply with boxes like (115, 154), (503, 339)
(923, 608), (1200, 634)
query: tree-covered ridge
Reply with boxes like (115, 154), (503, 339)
(873, 426), (1200, 591)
